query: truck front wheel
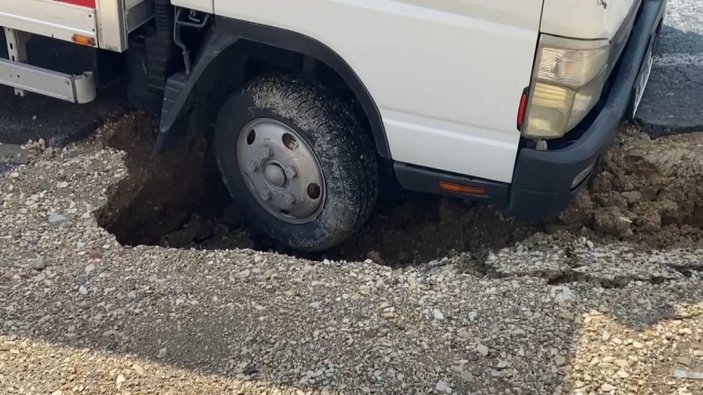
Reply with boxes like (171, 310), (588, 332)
(214, 75), (378, 251)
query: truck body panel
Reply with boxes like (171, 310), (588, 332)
(541, 0), (639, 40)
(171, 0), (213, 14)
(213, 0), (543, 183)
(0, 0), (97, 47)
(0, 0), (152, 52)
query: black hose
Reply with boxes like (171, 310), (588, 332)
(153, 0), (174, 35)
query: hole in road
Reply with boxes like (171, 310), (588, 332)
(96, 115), (702, 267)
(95, 114), (539, 265)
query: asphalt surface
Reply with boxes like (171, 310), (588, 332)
(0, 87), (126, 146)
(635, 0), (703, 135)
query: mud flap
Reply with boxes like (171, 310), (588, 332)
(629, 35), (656, 120)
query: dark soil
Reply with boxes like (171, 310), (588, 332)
(95, 115), (703, 265)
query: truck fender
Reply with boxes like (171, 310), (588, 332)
(155, 16), (390, 158)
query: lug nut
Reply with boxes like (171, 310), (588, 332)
(260, 189), (272, 201)
(260, 145), (273, 159)
(285, 165), (297, 179)
(246, 160), (259, 173)
(284, 193), (296, 206)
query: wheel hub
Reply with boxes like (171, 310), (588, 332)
(236, 119), (325, 223)
(264, 163), (286, 187)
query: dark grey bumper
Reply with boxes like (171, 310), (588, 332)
(506, 0), (667, 219)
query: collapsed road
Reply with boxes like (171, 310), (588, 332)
(1, 0), (703, 390)
(0, 112), (701, 394)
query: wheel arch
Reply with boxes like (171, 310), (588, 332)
(156, 16), (391, 159)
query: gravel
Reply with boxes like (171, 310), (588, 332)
(0, 117), (701, 394)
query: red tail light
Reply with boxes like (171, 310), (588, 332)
(56, 0), (96, 7)
(517, 88), (529, 130)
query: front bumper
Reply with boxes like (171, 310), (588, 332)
(506, 0), (667, 219)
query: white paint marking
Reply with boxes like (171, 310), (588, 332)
(653, 53), (703, 67)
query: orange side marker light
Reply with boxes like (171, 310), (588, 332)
(438, 181), (487, 196)
(72, 34), (96, 47)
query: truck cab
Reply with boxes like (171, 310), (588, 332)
(0, 0), (667, 250)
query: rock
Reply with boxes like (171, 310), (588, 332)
(620, 191), (642, 205)
(672, 368), (703, 380)
(559, 311), (575, 320)
(476, 344), (489, 357)
(48, 212), (69, 226)
(84, 263), (96, 275)
(550, 286), (576, 304)
(132, 364), (145, 375)
(309, 301), (322, 309)
(432, 308), (445, 321)
(78, 285), (88, 296)
(600, 383), (616, 392)
(677, 356), (693, 367)
(678, 328), (693, 335)
(115, 373), (126, 388)
(457, 327), (471, 339)
(468, 311), (478, 321)
(496, 360), (509, 370)
(460, 371), (473, 382)
(32, 256), (45, 271)
(435, 380), (449, 392)
(555, 355), (567, 366)
(593, 207), (632, 237)
(406, 276), (418, 290)
(367, 251), (385, 265)
(158, 347), (167, 359)
(614, 359), (629, 368)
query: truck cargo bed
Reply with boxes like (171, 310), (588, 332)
(0, 0), (152, 52)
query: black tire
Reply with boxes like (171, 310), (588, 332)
(214, 75), (378, 251)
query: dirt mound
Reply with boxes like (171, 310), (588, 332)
(330, 198), (537, 265)
(557, 127), (703, 247)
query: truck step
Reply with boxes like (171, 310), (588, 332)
(0, 58), (96, 103)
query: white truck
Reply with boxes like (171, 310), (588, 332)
(0, 0), (666, 250)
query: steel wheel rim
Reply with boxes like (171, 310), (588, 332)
(236, 118), (325, 224)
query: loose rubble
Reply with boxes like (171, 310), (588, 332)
(0, 114), (701, 393)
(558, 126), (703, 248)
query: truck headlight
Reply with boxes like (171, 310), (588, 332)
(523, 35), (610, 139)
